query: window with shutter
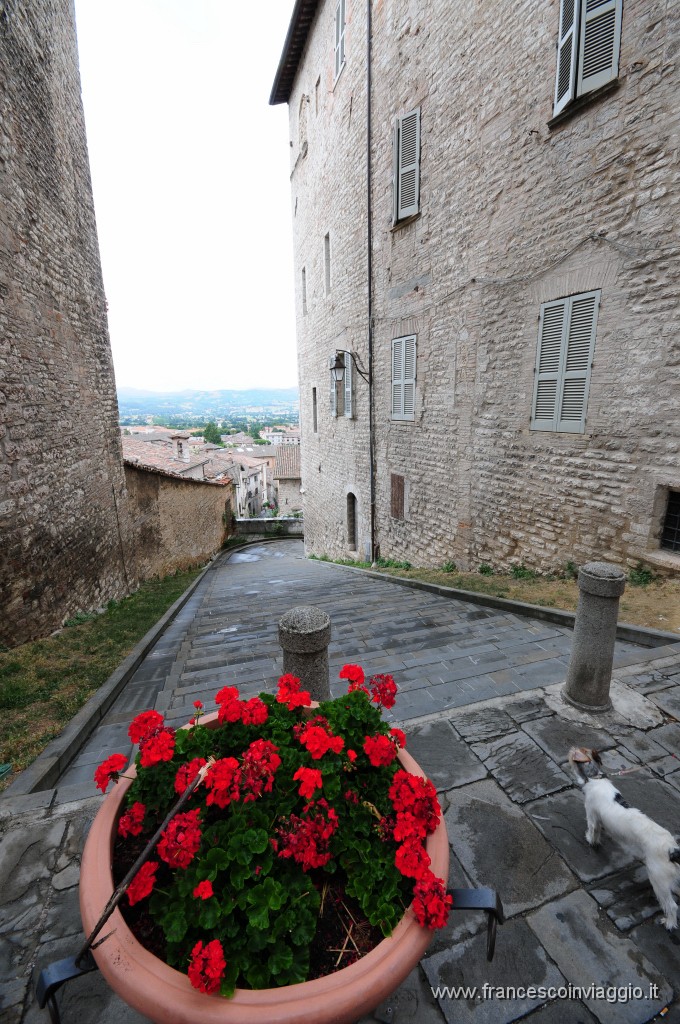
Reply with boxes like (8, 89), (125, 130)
(391, 335), (417, 420)
(343, 350), (353, 418)
(553, 0), (622, 115)
(530, 291), (599, 434)
(393, 109), (421, 223)
(334, 0), (346, 82)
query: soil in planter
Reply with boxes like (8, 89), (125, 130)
(112, 835), (385, 985)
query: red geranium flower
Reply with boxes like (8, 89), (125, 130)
(94, 753), (127, 793)
(293, 766), (323, 799)
(370, 674), (398, 709)
(139, 728), (175, 768)
(241, 739), (280, 802)
(276, 673), (312, 710)
(339, 664), (365, 686)
(205, 757), (241, 808)
(411, 869), (452, 929)
(395, 838), (431, 879)
(363, 734), (399, 767)
(188, 939), (226, 994)
(128, 709), (164, 745)
(240, 696), (269, 726)
(126, 861), (158, 905)
(157, 809), (202, 869)
(298, 723), (344, 760)
(118, 801), (146, 838)
(193, 880), (214, 900)
(174, 757), (207, 796)
(275, 799), (339, 871)
(390, 727), (407, 748)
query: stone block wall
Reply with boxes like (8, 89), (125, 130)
(124, 466), (233, 580)
(0, 0), (133, 646)
(286, 0), (680, 575)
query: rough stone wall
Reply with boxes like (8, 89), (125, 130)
(288, 0), (374, 563)
(276, 478), (303, 512)
(289, 0), (680, 575)
(124, 465), (233, 580)
(0, 0), (133, 646)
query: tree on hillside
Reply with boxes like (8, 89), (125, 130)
(203, 421), (223, 445)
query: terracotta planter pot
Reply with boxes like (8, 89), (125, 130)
(80, 713), (449, 1024)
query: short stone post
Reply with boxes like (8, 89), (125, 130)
(562, 561), (627, 712)
(278, 606), (331, 702)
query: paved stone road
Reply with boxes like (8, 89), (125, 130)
(56, 542), (640, 798)
(2, 541), (680, 1024)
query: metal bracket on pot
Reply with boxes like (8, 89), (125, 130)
(35, 950), (99, 1024)
(448, 887), (505, 961)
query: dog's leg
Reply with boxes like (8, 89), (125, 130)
(585, 804), (601, 847)
(647, 858), (678, 931)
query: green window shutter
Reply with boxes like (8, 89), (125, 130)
(577, 0), (622, 97)
(531, 293), (599, 433)
(343, 351), (353, 418)
(394, 109), (420, 221)
(557, 291), (598, 432)
(392, 335), (416, 420)
(554, 0), (579, 115)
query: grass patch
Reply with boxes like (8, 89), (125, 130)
(0, 567), (203, 789)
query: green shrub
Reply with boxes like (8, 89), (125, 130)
(563, 561), (579, 580)
(478, 563), (494, 576)
(628, 563), (654, 587)
(510, 564), (537, 581)
(442, 561), (457, 573)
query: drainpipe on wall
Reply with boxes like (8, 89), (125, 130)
(367, 0), (377, 564)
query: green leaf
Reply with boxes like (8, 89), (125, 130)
(245, 828), (269, 854)
(206, 847), (230, 871)
(268, 945), (293, 976)
(245, 961), (271, 989)
(163, 908), (187, 943)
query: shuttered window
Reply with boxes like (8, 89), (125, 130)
(334, 0), (346, 81)
(343, 351), (353, 418)
(531, 291), (599, 433)
(553, 0), (622, 115)
(393, 109), (421, 223)
(391, 335), (416, 421)
(391, 474), (405, 520)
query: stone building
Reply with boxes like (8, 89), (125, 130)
(0, 0), (133, 645)
(271, 0), (680, 575)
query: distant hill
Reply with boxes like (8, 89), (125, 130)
(117, 387), (299, 418)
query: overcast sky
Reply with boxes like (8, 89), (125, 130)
(74, 0), (297, 393)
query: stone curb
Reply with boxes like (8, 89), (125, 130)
(317, 562), (680, 648)
(1, 561), (215, 804)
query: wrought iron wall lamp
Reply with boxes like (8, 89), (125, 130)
(329, 350), (371, 385)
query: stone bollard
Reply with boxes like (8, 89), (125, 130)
(278, 606), (331, 702)
(562, 561), (627, 712)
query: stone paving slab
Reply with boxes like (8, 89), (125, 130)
(422, 918), (567, 1024)
(527, 890), (672, 1024)
(404, 720), (487, 792)
(469, 732), (572, 804)
(442, 779), (577, 918)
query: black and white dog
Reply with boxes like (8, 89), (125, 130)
(569, 746), (680, 930)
